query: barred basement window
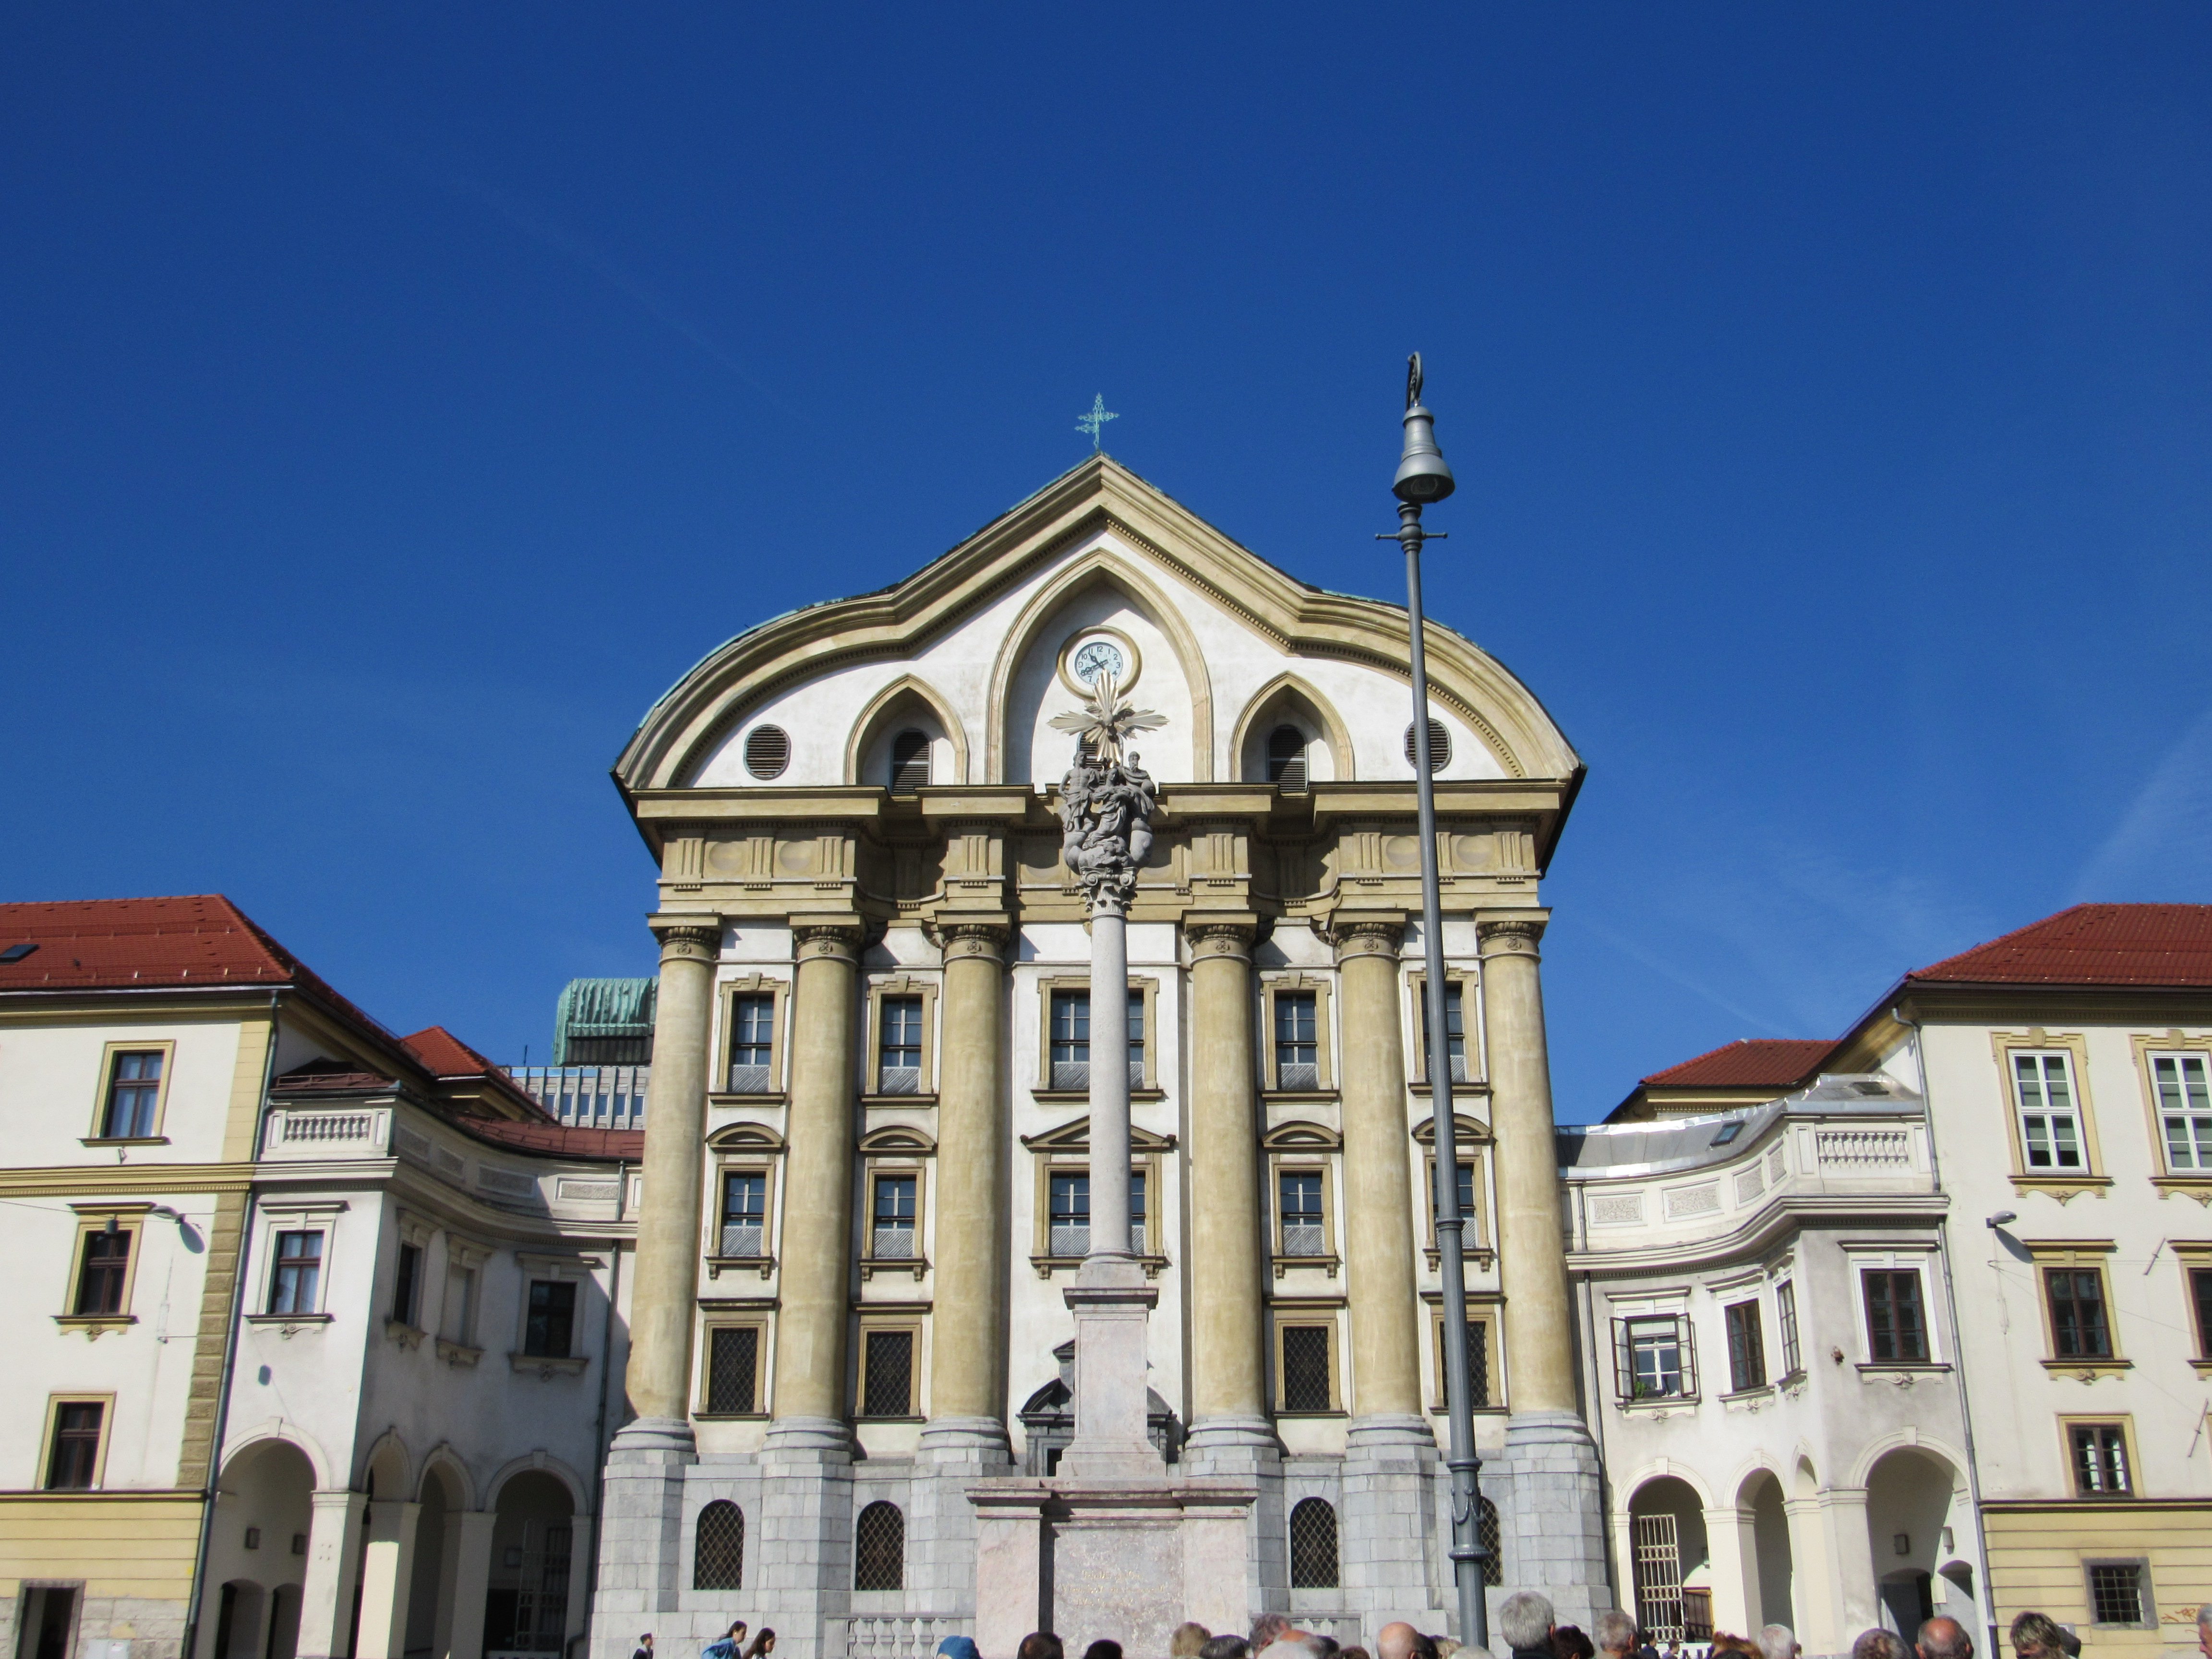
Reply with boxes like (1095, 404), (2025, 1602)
(1267, 725), (1309, 792)
(854, 1501), (904, 1591)
(705, 1326), (759, 1414)
(693, 1500), (744, 1589)
(1405, 717), (1451, 772)
(1288, 1497), (1338, 1588)
(743, 725), (789, 780)
(1479, 1496), (1503, 1587)
(1280, 1323), (1334, 1413)
(889, 730), (930, 793)
(860, 1328), (914, 1418)
(2086, 1561), (2150, 1627)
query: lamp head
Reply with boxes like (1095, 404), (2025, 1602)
(1392, 354), (1455, 505)
(1986, 1210), (2018, 1229)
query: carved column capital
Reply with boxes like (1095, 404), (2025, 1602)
(929, 919), (1010, 965)
(650, 919), (721, 965)
(793, 924), (865, 965)
(1185, 921), (1255, 963)
(1476, 914), (1548, 960)
(1319, 912), (1406, 963)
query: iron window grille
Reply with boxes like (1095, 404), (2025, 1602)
(1280, 1323), (1334, 1413)
(719, 1172), (767, 1259)
(728, 995), (775, 1094)
(872, 1175), (917, 1260)
(2086, 1561), (2150, 1627)
(860, 1329), (914, 1418)
(1420, 984), (1470, 1082)
(2071, 1424), (2130, 1496)
(45, 1402), (102, 1490)
(1614, 1314), (1696, 1401)
(1288, 1498), (1339, 1588)
(706, 1326), (759, 1414)
(1862, 1269), (1930, 1361)
(2152, 1054), (2212, 1169)
(889, 730), (930, 793)
(101, 1052), (163, 1139)
(74, 1227), (130, 1316)
(524, 1281), (576, 1358)
(693, 1501), (744, 1590)
(853, 1502), (904, 1591)
(1724, 1299), (1767, 1392)
(1777, 1281), (1803, 1377)
(268, 1230), (323, 1316)
(2045, 1268), (2114, 1359)
(1279, 1171), (1326, 1256)
(1478, 1497), (1503, 1587)
(878, 997), (923, 1094)
(1267, 725), (1309, 792)
(2012, 1052), (2085, 1170)
(1274, 992), (1319, 1091)
(1437, 1315), (1491, 1408)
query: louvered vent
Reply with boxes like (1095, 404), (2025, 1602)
(743, 725), (790, 780)
(1404, 717), (1451, 772)
(889, 729), (930, 793)
(1266, 725), (1308, 791)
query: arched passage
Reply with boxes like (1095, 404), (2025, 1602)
(483, 1473), (574, 1659)
(1629, 1476), (1711, 1643)
(1739, 1470), (1795, 1633)
(1866, 1447), (1972, 1638)
(197, 1441), (314, 1659)
(404, 1464), (462, 1659)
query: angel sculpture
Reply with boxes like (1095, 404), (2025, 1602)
(1051, 672), (1166, 911)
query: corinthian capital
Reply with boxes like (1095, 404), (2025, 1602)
(1476, 914), (1547, 959)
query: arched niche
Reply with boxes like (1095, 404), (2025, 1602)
(1231, 673), (1355, 785)
(844, 674), (968, 788)
(986, 553), (1212, 785)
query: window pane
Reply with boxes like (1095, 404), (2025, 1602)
(526, 1281), (577, 1358)
(393, 1242), (421, 1325)
(269, 1230), (323, 1315)
(1050, 991), (1089, 1088)
(2046, 1268), (2113, 1359)
(104, 1051), (163, 1139)
(1275, 992), (1318, 1087)
(729, 995), (774, 1089)
(1130, 1169), (1147, 1253)
(2071, 1424), (2130, 1496)
(1726, 1300), (1766, 1392)
(75, 1228), (130, 1316)
(1282, 1325), (1333, 1412)
(860, 1330), (913, 1418)
(45, 1402), (102, 1490)
(878, 997), (923, 1093)
(1626, 1317), (1688, 1397)
(873, 1175), (917, 1259)
(1864, 1270), (1929, 1362)
(2192, 1268), (2212, 1360)
(1281, 1172), (1325, 1255)
(1778, 1282), (1802, 1375)
(721, 1172), (766, 1257)
(1049, 1171), (1089, 1256)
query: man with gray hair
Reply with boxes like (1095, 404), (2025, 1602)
(2197, 1605), (2211, 1659)
(1917, 1619), (1972, 1659)
(1759, 1627), (1800, 1659)
(1853, 1632), (1909, 1659)
(1594, 1614), (1637, 1659)
(1498, 1593), (1557, 1659)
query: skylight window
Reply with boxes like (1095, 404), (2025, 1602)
(0, 943), (37, 963)
(1710, 1120), (1744, 1146)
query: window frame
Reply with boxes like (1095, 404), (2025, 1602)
(856, 1127), (934, 1281)
(248, 1203), (346, 1327)
(1427, 1299), (1504, 1412)
(854, 1317), (924, 1421)
(1858, 1266), (1933, 1365)
(58, 1207), (148, 1332)
(704, 1123), (786, 1281)
(510, 1251), (596, 1374)
(716, 974), (790, 1100)
(1416, 1115), (1494, 1264)
(85, 1040), (176, 1144)
(2060, 1416), (2138, 1500)
(864, 976), (938, 1101)
(1273, 1312), (1345, 1415)
(1612, 1311), (1698, 1404)
(1262, 1122), (1342, 1279)
(1991, 1031), (2107, 1192)
(37, 1395), (113, 1491)
(696, 1319), (770, 1418)
(2082, 1559), (2156, 1631)
(2024, 1241), (2128, 1373)
(1261, 976), (1336, 1094)
(1024, 1120), (1172, 1274)
(1407, 969), (1479, 1088)
(1775, 1279), (1803, 1380)
(1033, 975), (1161, 1096)
(2131, 1035), (2212, 1189)
(435, 1232), (491, 1362)
(1843, 1247), (1943, 1368)
(2177, 1248), (2212, 1371)
(1723, 1297), (1768, 1394)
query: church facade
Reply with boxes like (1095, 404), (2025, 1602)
(589, 454), (1605, 1652)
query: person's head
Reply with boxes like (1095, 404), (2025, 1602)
(1759, 1626), (1800, 1659)
(2008, 1617), (2062, 1659)
(2197, 1606), (2212, 1659)
(1258, 1642), (1322, 1659)
(1593, 1614), (1636, 1659)
(1173, 1627), (1214, 1659)
(1917, 1620), (1971, 1659)
(1853, 1632), (1908, 1659)
(744, 1635), (774, 1659)
(1553, 1629), (1596, 1659)
(726, 1626), (747, 1646)
(1253, 1620), (1294, 1650)
(1083, 1643), (1123, 1659)
(1340, 1648), (1372, 1659)
(1202, 1642), (1251, 1659)
(1433, 1643), (1460, 1659)
(1020, 1636), (1065, 1659)
(639, 1639), (652, 1651)
(1500, 1594), (1559, 1654)
(938, 1641), (981, 1659)
(1378, 1626), (1421, 1659)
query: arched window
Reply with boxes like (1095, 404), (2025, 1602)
(854, 1500), (904, 1591)
(1288, 1496), (1339, 1589)
(1404, 717), (1452, 773)
(693, 1500), (744, 1590)
(1479, 1495), (1503, 1587)
(889, 730), (930, 793)
(1266, 725), (1308, 792)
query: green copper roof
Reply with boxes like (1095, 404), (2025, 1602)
(554, 977), (657, 1054)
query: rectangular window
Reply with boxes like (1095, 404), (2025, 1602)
(74, 1226), (131, 1316)
(720, 1171), (767, 1258)
(1863, 1269), (1929, 1362)
(101, 1051), (163, 1139)
(1725, 1299), (1767, 1392)
(1435, 1315), (1491, 1409)
(1127, 989), (1144, 1088)
(2046, 1268), (2114, 1359)
(1049, 1170), (1089, 1257)
(1275, 992), (1319, 1090)
(872, 1174), (917, 1260)
(44, 1401), (103, 1491)
(268, 1230), (323, 1315)
(705, 1325), (759, 1414)
(1130, 1167), (1148, 1255)
(443, 1264), (476, 1344)
(1280, 1323), (1334, 1413)
(392, 1242), (421, 1326)
(1050, 990), (1090, 1090)
(1280, 1171), (1325, 1255)
(2013, 1052), (2085, 1170)
(524, 1280), (576, 1358)
(878, 997), (923, 1094)
(1619, 1315), (1693, 1400)
(2086, 1561), (2150, 1626)
(2152, 1054), (2212, 1170)
(2071, 1423), (2131, 1496)
(1777, 1281), (1802, 1376)
(859, 1328), (914, 1417)
(2190, 1266), (2212, 1359)
(1421, 984), (1468, 1082)
(728, 995), (774, 1092)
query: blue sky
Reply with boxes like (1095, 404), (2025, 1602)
(3, 7), (2207, 1121)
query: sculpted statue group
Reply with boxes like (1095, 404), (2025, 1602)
(1058, 746), (1156, 913)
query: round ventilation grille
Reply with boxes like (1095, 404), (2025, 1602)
(743, 725), (791, 780)
(1404, 717), (1451, 772)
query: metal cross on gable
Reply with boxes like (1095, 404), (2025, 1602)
(1076, 394), (1118, 450)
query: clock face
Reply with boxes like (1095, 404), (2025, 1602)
(1071, 640), (1125, 686)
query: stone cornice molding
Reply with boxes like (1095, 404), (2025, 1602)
(1477, 914), (1548, 960)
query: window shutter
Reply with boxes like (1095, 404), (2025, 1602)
(1267, 725), (1309, 791)
(1404, 717), (1452, 771)
(889, 730), (930, 793)
(743, 725), (790, 780)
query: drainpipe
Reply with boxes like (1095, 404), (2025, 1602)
(181, 991), (283, 1659)
(1898, 1009), (1998, 1658)
(576, 1159), (626, 1659)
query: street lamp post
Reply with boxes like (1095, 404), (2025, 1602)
(1377, 352), (1489, 1647)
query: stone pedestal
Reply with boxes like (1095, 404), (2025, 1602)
(970, 1479), (1256, 1659)
(1339, 1417), (1444, 1627)
(1059, 1261), (1163, 1480)
(1496, 1410), (1609, 1629)
(590, 1420), (694, 1659)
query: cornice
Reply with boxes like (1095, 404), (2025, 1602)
(1566, 1191), (1952, 1277)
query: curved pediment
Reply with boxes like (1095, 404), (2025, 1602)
(615, 455), (1579, 800)
(707, 1122), (786, 1153)
(1262, 1119), (1343, 1152)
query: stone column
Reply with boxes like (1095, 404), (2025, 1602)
(1785, 1494), (1839, 1653)
(1704, 1503), (1758, 1636)
(1184, 917), (1272, 1463)
(770, 920), (864, 1437)
(1332, 914), (1425, 1431)
(295, 1488), (367, 1659)
(1479, 910), (1607, 1623)
(446, 1511), (495, 1659)
(1818, 1485), (1879, 1636)
(923, 919), (1013, 1454)
(621, 916), (722, 1431)
(353, 1500), (421, 1659)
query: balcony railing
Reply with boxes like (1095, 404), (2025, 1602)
(506, 1065), (649, 1129)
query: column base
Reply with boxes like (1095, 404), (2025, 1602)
(1498, 1409), (1609, 1627)
(918, 1415), (1015, 1467)
(1346, 1412), (1436, 1452)
(761, 1415), (853, 1461)
(1182, 1415), (1280, 1472)
(608, 1415), (697, 1457)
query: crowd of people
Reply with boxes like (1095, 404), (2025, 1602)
(630, 1595), (2212, 1659)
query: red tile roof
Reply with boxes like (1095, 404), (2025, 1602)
(1909, 903), (2212, 987)
(1640, 1038), (1837, 1089)
(403, 1025), (502, 1079)
(461, 1117), (643, 1163)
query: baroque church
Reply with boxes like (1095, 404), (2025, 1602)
(591, 452), (1606, 1648)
